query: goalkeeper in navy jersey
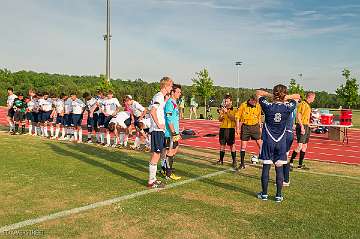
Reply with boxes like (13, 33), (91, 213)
(161, 84), (182, 180)
(256, 85), (300, 203)
(12, 93), (27, 134)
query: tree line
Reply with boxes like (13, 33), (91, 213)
(0, 68), (358, 110)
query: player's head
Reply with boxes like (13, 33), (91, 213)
(124, 95), (133, 105)
(97, 89), (104, 98)
(50, 93), (57, 99)
(224, 94), (232, 107)
(171, 84), (182, 100)
(17, 92), (24, 100)
(273, 84), (288, 102)
(43, 92), (49, 99)
(83, 92), (92, 101)
(7, 87), (14, 95)
(137, 121), (145, 130)
(70, 92), (77, 100)
(28, 89), (36, 97)
(306, 91), (316, 103)
(108, 122), (116, 132)
(160, 76), (173, 94)
(60, 93), (67, 99)
(248, 95), (257, 106)
(107, 90), (114, 99)
(37, 92), (43, 98)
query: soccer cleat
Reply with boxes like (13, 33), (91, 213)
(257, 192), (268, 201)
(216, 160), (223, 165)
(147, 180), (165, 188)
(111, 144), (117, 148)
(275, 196), (284, 203)
(167, 173), (181, 180)
(159, 170), (166, 178)
(238, 164), (246, 170)
(103, 144), (111, 147)
(283, 181), (290, 187)
(298, 165), (310, 170)
(290, 163), (294, 171)
(87, 139), (93, 144)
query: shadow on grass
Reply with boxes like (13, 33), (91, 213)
(47, 141), (257, 197)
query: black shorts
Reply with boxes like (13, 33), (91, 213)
(104, 115), (113, 128)
(98, 113), (105, 127)
(32, 112), (39, 123)
(219, 128), (235, 146)
(71, 114), (83, 127)
(63, 114), (72, 127)
(26, 112), (34, 121)
(56, 114), (64, 125)
(241, 124), (261, 141)
(151, 131), (165, 153)
(41, 111), (52, 123)
(165, 137), (179, 149)
(7, 108), (15, 118)
(14, 111), (25, 121)
(296, 124), (311, 144)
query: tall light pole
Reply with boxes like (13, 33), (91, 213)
(235, 61), (242, 108)
(104, 0), (111, 83)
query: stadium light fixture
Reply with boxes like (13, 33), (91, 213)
(235, 61), (242, 108)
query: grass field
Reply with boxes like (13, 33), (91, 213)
(1, 133), (359, 238)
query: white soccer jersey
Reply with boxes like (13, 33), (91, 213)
(64, 98), (73, 114)
(140, 117), (151, 129)
(7, 94), (17, 108)
(39, 98), (53, 112)
(110, 111), (131, 128)
(86, 98), (97, 111)
(54, 99), (64, 114)
(103, 97), (120, 115)
(149, 92), (166, 132)
(130, 101), (145, 117)
(95, 98), (105, 114)
(72, 99), (85, 114)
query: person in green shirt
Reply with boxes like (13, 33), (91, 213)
(12, 93), (27, 134)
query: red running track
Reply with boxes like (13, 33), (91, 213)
(1, 107), (359, 165)
(179, 119), (360, 166)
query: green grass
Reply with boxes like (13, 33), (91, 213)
(0, 133), (359, 238)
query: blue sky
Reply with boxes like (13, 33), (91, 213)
(1, 0), (359, 92)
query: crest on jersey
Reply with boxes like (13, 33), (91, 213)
(274, 113), (282, 123)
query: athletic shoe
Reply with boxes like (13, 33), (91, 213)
(298, 165), (310, 170)
(167, 173), (181, 180)
(77, 140), (82, 144)
(103, 144), (110, 147)
(290, 163), (294, 172)
(147, 180), (165, 188)
(87, 139), (93, 144)
(257, 192), (268, 201)
(111, 144), (117, 148)
(215, 160), (223, 165)
(238, 164), (246, 170)
(283, 181), (290, 187)
(275, 196), (284, 203)
(159, 170), (166, 178)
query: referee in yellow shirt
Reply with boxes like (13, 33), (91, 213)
(217, 94), (237, 168)
(235, 96), (262, 169)
(289, 92), (316, 169)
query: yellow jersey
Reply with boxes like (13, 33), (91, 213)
(219, 108), (236, 128)
(236, 102), (262, 126)
(297, 101), (311, 125)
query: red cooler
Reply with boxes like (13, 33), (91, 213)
(340, 109), (352, 125)
(320, 114), (333, 125)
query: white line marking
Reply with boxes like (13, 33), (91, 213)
(0, 169), (231, 233)
(295, 170), (360, 180)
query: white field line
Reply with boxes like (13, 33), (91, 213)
(0, 169), (231, 234)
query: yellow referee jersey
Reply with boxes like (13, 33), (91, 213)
(297, 101), (311, 125)
(220, 108), (236, 128)
(236, 102), (262, 126)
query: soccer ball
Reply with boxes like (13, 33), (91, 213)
(251, 155), (259, 164)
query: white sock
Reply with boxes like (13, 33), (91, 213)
(88, 132), (92, 140)
(74, 131), (78, 141)
(100, 133), (105, 144)
(45, 126), (49, 137)
(55, 127), (60, 138)
(96, 132), (100, 142)
(61, 127), (65, 138)
(79, 129), (82, 142)
(50, 125), (54, 137)
(134, 136), (141, 147)
(149, 162), (157, 184)
(114, 137), (118, 145)
(119, 133), (124, 145)
(124, 135), (128, 147)
(9, 122), (14, 131)
(106, 132), (111, 145)
(29, 124), (33, 134)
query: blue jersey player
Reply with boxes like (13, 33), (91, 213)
(256, 85), (300, 203)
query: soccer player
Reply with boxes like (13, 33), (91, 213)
(83, 92), (98, 143)
(289, 92), (316, 169)
(12, 93), (27, 134)
(102, 90), (121, 147)
(147, 76), (173, 188)
(163, 84), (182, 180)
(53, 93), (66, 139)
(235, 95), (262, 169)
(256, 86), (300, 203)
(124, 95), (147, 149)
(70, 93), (85, 143)
(6, 87), (17, 133)
(25, 89), (36, 135)
(94, 90), (106, 144)
(38, 92), (53, 137)
(62, 94), (73, 140)
(49, 94), (58, 138)
(108, 111), (132, 146)
(217, 94), (237, 169)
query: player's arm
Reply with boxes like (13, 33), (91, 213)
(285, 94), (301, 101)
(296, 105), (305, 134)
(256, 90), (272, 99)
(227, 110), (236, 121)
